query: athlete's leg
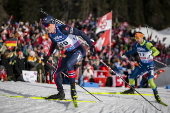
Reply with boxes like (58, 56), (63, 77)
(66, 50), (83, 99)
(129, 63), (146, 87)
(53, 57), (66, 89)
(147, 64), (161, 102)
(46, 57), (66, 99)
(121, 63), (146, 94)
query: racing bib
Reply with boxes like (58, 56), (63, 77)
(58, 34), (81, 51)
(138, 51), (153, 63)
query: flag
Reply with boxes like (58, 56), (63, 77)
(7, 15), (14, 24)
(5, 38), (17, 47)
(120, 22), (129, 30)
(96, 12), (112, 34)
(118, 30), (123, 38)
(95, 29), (111, 51)
(148, 32), (152, 41)
(138, 25), (142, 30)
(124, 36), (130, 44)
(83, 13), (92, 25)
(122, 22), (129, 27)
(162, 37), (167, 42)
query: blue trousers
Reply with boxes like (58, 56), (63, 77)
(53, 45), (86, 89)
(129, 62), (154, 80)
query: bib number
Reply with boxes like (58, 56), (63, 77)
(59, 41), (68, 46)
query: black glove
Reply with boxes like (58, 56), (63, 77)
(43, 56), (50, 63)
(90, 45), (97, 56)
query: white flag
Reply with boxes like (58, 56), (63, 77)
(96, 12), (112, 34)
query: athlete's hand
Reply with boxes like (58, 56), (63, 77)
(90, 45), (97, 56)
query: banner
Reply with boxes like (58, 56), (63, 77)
(22, 70), (37, 83)
(95, 12), (112, 34)
(112, 76), (125, 87)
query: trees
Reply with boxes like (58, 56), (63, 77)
(0, 0), (170, 30)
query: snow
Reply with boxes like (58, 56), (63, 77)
(0, 82), (170, 113)
(134, 27), (170, 47)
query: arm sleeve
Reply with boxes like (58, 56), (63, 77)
(59, 25), (93, 46)
(125, 44), (138, 56)
(146, 42), (160, 57)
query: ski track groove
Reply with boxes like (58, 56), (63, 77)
(110, 97), (134, 112)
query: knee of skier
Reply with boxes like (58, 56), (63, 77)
(66, 62), (74, 71)
(148, 79), (156, 89)
(129, 74), (135, 79)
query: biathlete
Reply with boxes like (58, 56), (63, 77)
(121, 32), (162, 102)
(42, 15), (96, 100)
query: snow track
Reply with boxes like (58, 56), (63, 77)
(0, 82), (169, 113)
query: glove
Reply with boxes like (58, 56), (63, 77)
(90, 45), (97, 56)
(121, 53), (127, 59)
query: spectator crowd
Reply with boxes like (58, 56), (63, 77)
(0, 17), (170, 87)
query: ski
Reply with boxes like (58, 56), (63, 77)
(1, 95), (96, 103)
(73, 98), (78, 107)
(72, 95), (78, 107)
(85, 92), (154, 96)
(157, 101), (168, 106)
(85, 92), (168, 106)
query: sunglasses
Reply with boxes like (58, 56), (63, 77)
(43, 24), (50, 27)
(135, 37), (140, 39)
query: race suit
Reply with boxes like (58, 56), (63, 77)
(47, 24), (93, 89)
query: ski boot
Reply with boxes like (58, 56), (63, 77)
(154, 91), (161, 102)
(71, 85), (78, 100)
(46, 88), (65, 100)
(121, 88), (135, 94)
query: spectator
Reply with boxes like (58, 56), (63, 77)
(13, 51), (25, 81)
(0, 32), (3, 47)
(79, 66), (94, 86)
(27, 50), (38, 70)
(44, 56), (55, 82)
(36, 53), (45, 82)
(1, 51), (14, 81)
(113, 58), (127, 75)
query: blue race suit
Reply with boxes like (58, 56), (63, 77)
(125, 40), (157, 80)
(47, 24), (93, 89)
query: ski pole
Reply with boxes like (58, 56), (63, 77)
(154, 59), (170, 68)
(98, 57), (161, 111)
(38, 8), (90, 44)
(38, 8), (65, 25)
(61, 72), (102, 102)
